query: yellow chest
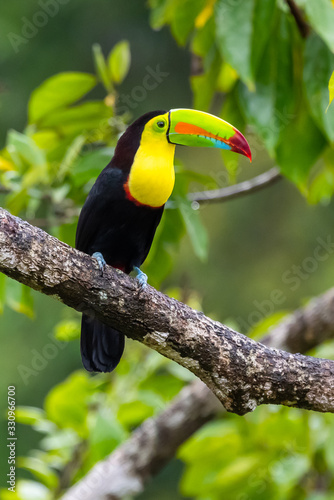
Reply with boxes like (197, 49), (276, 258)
(127, 136), (176, 208)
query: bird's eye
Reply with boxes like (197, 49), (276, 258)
(157, 121), (165, 128)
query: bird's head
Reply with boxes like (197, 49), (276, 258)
(114, 109), (251, 207)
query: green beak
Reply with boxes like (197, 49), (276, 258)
(167, 108), (252, 161)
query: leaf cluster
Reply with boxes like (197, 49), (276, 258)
(149, 0), (334, 198)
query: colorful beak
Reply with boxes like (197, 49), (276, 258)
(167, 108), (252, 161)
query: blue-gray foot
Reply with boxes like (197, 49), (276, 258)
(134, 266), (148, 289)
(92, 252), (106, 275)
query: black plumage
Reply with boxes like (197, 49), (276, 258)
(76, 111), (165, 372)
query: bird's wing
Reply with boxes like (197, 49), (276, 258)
(75, 167), (124, 253)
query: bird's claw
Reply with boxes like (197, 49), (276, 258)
(92, 252), (106, 275)
(134, 266), (148, 289)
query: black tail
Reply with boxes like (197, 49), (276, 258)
(80, 315), (125, 372)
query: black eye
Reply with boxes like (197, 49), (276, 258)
(157, 121), (165, 128)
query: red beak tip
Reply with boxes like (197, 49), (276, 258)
(230, 129), (252, 162)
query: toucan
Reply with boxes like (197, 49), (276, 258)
(76, 108), (251, 372)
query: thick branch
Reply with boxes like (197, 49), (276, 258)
(0, 207), (334, 416)
(188, 167), (282, 204)
(61, 287), (334, 500)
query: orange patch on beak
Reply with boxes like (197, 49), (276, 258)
(174, 122), (230, 143)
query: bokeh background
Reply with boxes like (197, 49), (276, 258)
(1, 0), (334, 498)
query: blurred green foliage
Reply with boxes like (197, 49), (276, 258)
(1, 0), (334, 499)
(2, 343), (193, 499)
(148, 0), (334, 195)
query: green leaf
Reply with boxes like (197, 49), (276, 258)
(275, 103), (327, 187)
(148, 0), (174, 30)
(192, 16), (216, 57)
(177, 169), (218, 191)
(215, 0), (275, 88)
(170, 0), (206, 45)
(221, 90), (245, 172)
(329, 71), (334, 107)
(5, 188), (29, 215)
(214, 455), (262, 489)
(304, 0), (334, 53)
(117, 400), (155, 428)
(44, 371), (95, 438)
(92, 44), (112, 92)
(324, 421), (334, 471)
(190, 49), (221, 110)
(251, 0), (277, 74)
(216, 61), (238, 93)
(21, 284), (34, 318)
(238, 11), (295, 153)
(144, 208), (185, 286)
(54, 319), (81, 341)
(248, 311), (290, 340)
(143, 243), (174, 287)
(179, 420), (241, 497)
(303, 34), (334, 142)
(270, 454), (310, 487)
(15, 406), (47, 426)
(0, 480), (51, 500)
(57, 221), (77, 247)
(28, 72), (97, 123)
(56, 135), (86, 183)
(108, 41), (131, 84)
(177, 198), (208, 261)
(71, 147), (114, 187)
(221, 89), (245, 135)
(0, 155), (15, 171)
(7, 283), (34, 318)
(38, 101), (111, 136)
(117, 391), (164, 428)
(31, 130), (59, 151)
(7, 130), (46, 169)
(89, 408), (127, 462)
(215, 0), (255, 87)
(0, 273), (6, 314)
(308, 167), (334, 205)
(307, 148), (334, 204)
(40, 429), (79, 452)
(139, 372), (185, 400)
(18, 457), (58, 489)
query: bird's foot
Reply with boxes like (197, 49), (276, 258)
(134, 266), (148, 289)
(92, 252), (106, 276)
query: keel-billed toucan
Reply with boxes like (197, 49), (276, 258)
(76, 108), (251, 372)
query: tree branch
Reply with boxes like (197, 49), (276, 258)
(285, 0), (310, 39)
(0, 168), (282, 229)
(61, 287), (334, 500)
(1, 207), (334, 415)
(262, 288), (334, 353)
(188, 167), (282, 204)
(62, 381), (219, 500)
